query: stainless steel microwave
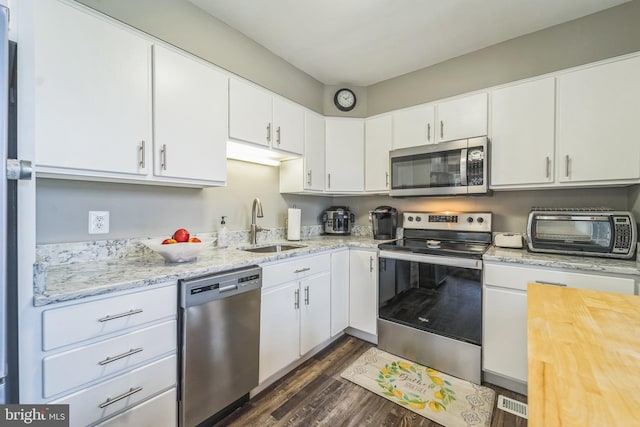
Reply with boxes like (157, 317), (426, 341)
(526, 208), (637, 259)
(389, 137), (488, 197)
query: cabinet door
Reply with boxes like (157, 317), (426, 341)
(34, 0), (151, 175)
(300, 272), (331, 354)
(436, 93), (487, 143)
(95, 388), (176, 427)
(490, 78), (555, 186)
(483, 287), (528, 383)
(153, 45), (227, 183)
(349, 250), (377, 336)
(229, 79), (272, 147)
(304, 111), (325, 191)
(365, 115), (392, 192)
(330, 250), (350, 336)
(259, 283), (300, 382)
(392, 104), (436, 149)
(273, 98), (304, 155)
(325, 119), (364, 192)
(557, 56), (640, 182)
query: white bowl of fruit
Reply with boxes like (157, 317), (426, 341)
(145, 228), (206, 263)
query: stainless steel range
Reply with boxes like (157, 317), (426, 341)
(377, 211), (492, 384)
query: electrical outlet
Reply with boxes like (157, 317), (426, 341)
(89, 211), (110, 234)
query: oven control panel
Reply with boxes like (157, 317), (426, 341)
(403, 212), (492, 232)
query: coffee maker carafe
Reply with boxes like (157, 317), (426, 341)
(370, 206), (398, 240)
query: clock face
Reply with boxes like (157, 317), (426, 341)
(334, 88), (356, 111)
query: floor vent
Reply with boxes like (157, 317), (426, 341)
(497, 395), (528, 419)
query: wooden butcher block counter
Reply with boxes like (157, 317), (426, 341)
(527, 283), (640, 426)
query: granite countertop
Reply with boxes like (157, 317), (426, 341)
(34, 236), (382, 307)
(483, 246), (640, 276)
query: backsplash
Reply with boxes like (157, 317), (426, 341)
(36, 225), (374, 267)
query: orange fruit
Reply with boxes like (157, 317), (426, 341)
(429, 401), (442, 412)
(393, 389), (403, 398)
(409, 402), (426, 410)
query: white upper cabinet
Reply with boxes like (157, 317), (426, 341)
(228, 79), (273, 147)
(325, 118), (365, 192)
(34, 0), (152, 177)
(556, 56), (640, 183)
(490, 77), (556, 187)
(153, 45), (227, 185)
(392, 103), (435, 149)
(435, 92), (488, 143)
(272, 98), (305, 155)
(365, 115), (392, 192)
(303, 111), (325, 191)
(229, 78), (304, 155)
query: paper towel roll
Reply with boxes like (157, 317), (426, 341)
(287, 208), (301, 241)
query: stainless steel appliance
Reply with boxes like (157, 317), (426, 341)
(1, 7), (25, 404)
(389, 137), (488, 197)
(527, 207), (637, 259)
(378, 211), (492, 384)
(321, 206), (354, 235)
(179, 266), (262, 427)
(370, 206), (398, 240)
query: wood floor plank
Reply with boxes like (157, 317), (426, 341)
(217, 335), (528, 427)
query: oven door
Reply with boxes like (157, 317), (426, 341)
(377, 250), (483, 383)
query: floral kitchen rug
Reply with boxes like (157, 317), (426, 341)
(340, 347), (495, 426)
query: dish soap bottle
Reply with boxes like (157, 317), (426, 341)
(218, 216), (228, 248)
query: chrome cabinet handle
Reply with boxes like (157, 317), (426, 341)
(327, 173), (331, 189)
(385, 171), (389, 188)
(138, 140), (145, 169)
(98, 348), (143, 366)
(307, 170), (312, 186)
(160, 144), (167, 170)
(369, 256), (374, 273)
(535, 280), (567, 287)
(98, 308), (143, 323)
(565, 155), (570, 178)
(304, 285), (309, 305)
(427, 123), (431, 141)
(440, 120), (444, 139)
(294, 289), (300, 309)
(545, 156), (550, 178)
(294, 267), (311, 273)
(276, 126), (281, 144)
(266, 123), (272, 142)
(98, 386), (143, 409)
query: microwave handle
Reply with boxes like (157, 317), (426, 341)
(460, 148), (468, 186)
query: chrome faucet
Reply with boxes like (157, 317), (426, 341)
(250, 197), (264, 245)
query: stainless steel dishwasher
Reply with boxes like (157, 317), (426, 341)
(179, 265), (262, 427)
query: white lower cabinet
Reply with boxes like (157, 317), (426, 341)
(349, 249), (378, 336)
(259, 254), (331, 383)
(330, 249), (350, 336)
(483, 262), (635, 388)
(95, 388), (176, 427)
(40, 283), (178, 426)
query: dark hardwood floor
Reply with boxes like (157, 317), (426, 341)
(217, 335), (527, 427)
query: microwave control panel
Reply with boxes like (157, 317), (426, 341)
(467, 148), (484, 186)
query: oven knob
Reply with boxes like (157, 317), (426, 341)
(415, 216), (421, 222)
(477, 217), (484, 224)
(467, 217), (474, 223)
(407, 216), (414, 222)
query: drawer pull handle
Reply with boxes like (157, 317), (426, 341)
(98, 348), (143, 366)
(294, 267), (311, 273)
(98, 386), (143, 409)
(534, 280), (567, 287)
(98, 308), (143, 323)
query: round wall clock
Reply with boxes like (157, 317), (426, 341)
(334, 88), (356, 112)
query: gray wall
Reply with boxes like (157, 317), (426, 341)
(37, 1), (640, 244)
(367, 0), (640, 115)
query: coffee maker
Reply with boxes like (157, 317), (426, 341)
(370, 206), (398, 240)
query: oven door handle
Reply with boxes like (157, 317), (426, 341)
(378, 250), (483, 270)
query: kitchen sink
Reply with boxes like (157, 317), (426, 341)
(240, 243), (306, 253)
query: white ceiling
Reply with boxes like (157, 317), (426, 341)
(188, 0), (629, 86)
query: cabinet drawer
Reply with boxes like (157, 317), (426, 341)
(484, 263), (635, 294)
(261, 254), (330, 289)
(51, 355), (176, 427)
(42, 285), (177, 351)
(43, 320), (176, 398)
(95, 388), (176, 427)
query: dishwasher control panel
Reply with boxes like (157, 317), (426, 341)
(180, 266), (262, 307)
